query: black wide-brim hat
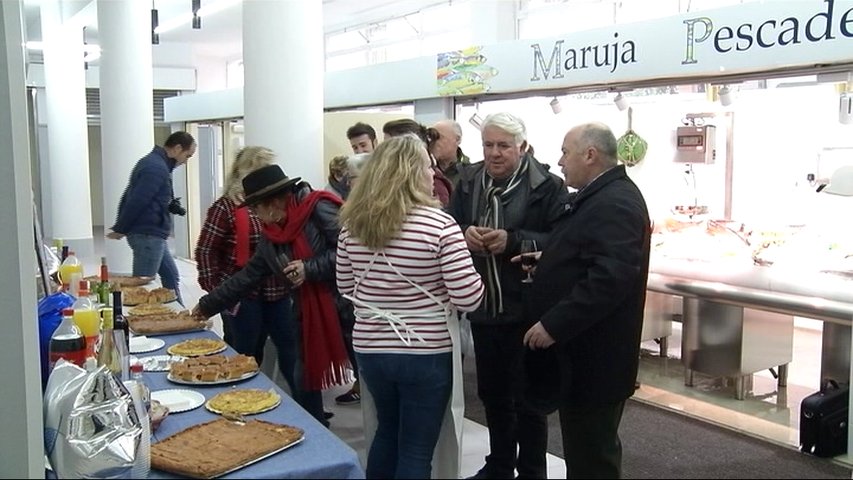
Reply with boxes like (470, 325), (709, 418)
(239, 164), (302, 207)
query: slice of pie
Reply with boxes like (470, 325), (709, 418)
(167, 338), (226, 357)
(206, 388), (281, 415)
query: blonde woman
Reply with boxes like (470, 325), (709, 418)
(194, 146), (298, 397)
(337, 135), (484, 479)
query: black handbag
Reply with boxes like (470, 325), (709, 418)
(800, 379), (849, 457)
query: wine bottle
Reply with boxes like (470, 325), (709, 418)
(112, 290), (130, 350)
(97, 308), (120, 376)
(97, 256), (110, 305)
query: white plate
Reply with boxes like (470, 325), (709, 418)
(139, 354), (186, 372)
(129, 337), (166, 354)
(151, 389), (205, 413)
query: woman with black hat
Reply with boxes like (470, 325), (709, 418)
(192, 163), (351, 427)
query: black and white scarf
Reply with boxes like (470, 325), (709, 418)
(479, 156), (529, 318)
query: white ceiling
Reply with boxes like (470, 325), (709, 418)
(24, 0), (450, 60)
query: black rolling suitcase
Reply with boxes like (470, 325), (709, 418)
(800, 379), (849, 457)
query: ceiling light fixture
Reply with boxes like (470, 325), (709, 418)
(550, 97), (562, 114)
(469, 113), (483, 130)
(155, 0), (240, 34)
(151, 1), (160, 44)
(718, 85), (733, 106)
(613, 92), (629, 111)
(192, 0), (202, 29)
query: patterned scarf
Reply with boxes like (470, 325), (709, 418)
(262, 190), (350, 390)
(479, 155), (529, 318)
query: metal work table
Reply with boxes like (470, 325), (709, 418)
(645, 262), (853, 400)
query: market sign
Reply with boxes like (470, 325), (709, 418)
(435, 0), (853, 97)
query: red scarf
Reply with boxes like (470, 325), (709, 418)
(262, 190), (350, 390)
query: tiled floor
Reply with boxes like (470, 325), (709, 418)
(78, 233), (849, 476)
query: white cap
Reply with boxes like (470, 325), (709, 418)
(821, 166), (853, 196)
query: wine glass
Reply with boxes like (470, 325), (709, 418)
(520, 239), (539, 284)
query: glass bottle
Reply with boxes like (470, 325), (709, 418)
(48, 307), (86, 370)
(97, 308), (120, 376)
(112, 290), (130, 350)
(97, 256), (111, 306)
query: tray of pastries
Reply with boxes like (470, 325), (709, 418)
(119, 286), (178, 306)
(150, 418), (304, 479)
(128, 310), (207, 336)
(206, 388), (282, 416)
(168, 354), (260, 385)
(167, 338), (227, 357)
(84, 274), (154, 287)
(128, 303), (175, 316)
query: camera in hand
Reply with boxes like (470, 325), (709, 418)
(521, 253), (538, 268)
(168, 197), (187, 216)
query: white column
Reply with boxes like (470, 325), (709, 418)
(40, 0), (93, 260)
(243, 0), (324, 187)
(0, 1), (44, 477)
(98, 0), (154, 275)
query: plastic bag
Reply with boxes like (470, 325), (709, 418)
(38, 291), (75, 390)
(44, 363), (149, 478)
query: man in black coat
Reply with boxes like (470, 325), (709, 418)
(522, 122), (651, 479)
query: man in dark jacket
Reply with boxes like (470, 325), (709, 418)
(449, 112), (569, 479)
(107, 131), (196, 304)
(522, 123), (651, 478)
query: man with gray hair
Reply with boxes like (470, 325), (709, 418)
(431, 119), (470, 186)
(521, 122), (651, 478)
(449, 112), (569, 479)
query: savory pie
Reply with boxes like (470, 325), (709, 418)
(169, 354), (259, 382)
(120, 286), (177, 305)
(84, 274), (153, 287)
(150, 418), (303, 479)
(206, 388), (281, 415)
(167, 338), (227, 357)
(128, 304), (174, 316)
(129, 311), (207, 335)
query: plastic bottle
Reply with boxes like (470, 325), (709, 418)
(125, 361), (151, 478)
(72, 281), (100, 359)
(48, 307), (86, 370)
(58, 251), (83, 295)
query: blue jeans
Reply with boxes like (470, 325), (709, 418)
(357, 352), (453, 479)
(126, 233), (182, 304)
(222, 297), (297, 393)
